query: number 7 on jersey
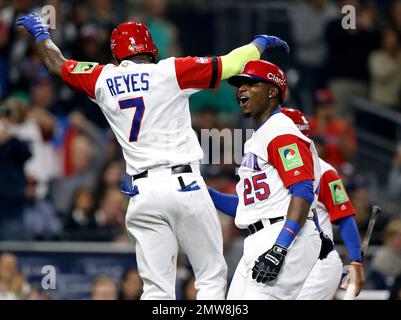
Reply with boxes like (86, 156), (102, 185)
(119, 97), (145, 142)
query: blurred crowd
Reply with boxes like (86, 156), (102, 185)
(0, 0), (400, 298)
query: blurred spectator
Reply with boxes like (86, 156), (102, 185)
(326, 0), (381, 114)
(289, 0), (338, 112)
(0, 107), (31, 240)
(389, 0), (401, 37)
(9, 90), (60, 199)
(94, 187), (127, 242)
(64, 187), (123, 241)
(309, 89), (357, 168)
(346, 176), (387, 244)
(141, 0), (182, 60)
(76, 24), (111, 65)
(0, 0), (34, 93)
(90, 276), (118, 300)
(193, 106), (219, 133)
(371, 219), (401, 278)
(64, 187), (96, 229)
(189, 82), (240, 121)
(90, 0), (117, 28)
(118, 268), (143, 300)
(95, 159), (125, 202)
(23, 175), (62, 240)
(0, 253), (31, 300)
(369, 27), (401, 108)
(50, 111), (107, 215)
(64, 2), (89, 55)
(387, 142), (401, 200)
(104, 128), (123, 161)
(25, 287), (49, 300)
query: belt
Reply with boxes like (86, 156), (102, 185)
(132, 164), (193, 180)
(246, 216), (285, 235)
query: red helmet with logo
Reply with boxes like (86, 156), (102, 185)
(110, 21), (158, 62)
(228, 60), (287, 103)
(281, 107), (311, 137)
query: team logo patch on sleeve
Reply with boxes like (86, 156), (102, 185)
(71, 62), (99, 74)
(329, 179), (349, 204)
(196, 57), (210, 64)
(278, 143), (303, 171)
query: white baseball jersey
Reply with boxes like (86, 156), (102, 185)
(61, 56), (228, 300)
(235, 110), (321, 228)
(61, 56), (222, 175)
(315, 158), (356, 240)
(296, 158), (356, 300)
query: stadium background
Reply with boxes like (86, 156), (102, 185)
(0, 0), (401, 300)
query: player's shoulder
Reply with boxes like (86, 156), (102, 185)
(319, 158), (337, 175)
(154, 57), (175, 68)
(265, 111), (309, 140)
(272, 111), (298, 128)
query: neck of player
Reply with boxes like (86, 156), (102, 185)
(254, 103), (280, 128)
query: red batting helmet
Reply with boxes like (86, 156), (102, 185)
(110, 22), (158, 62)
(281, 107), (311, 137)
(228, 60), (287, 103)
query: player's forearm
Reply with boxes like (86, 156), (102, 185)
(337, 216), (362, 262)
(273, 197), (310, 249)
(36, 39), (67, 78)
(220, 44), (261, 80)
(286, 196), (311, 227)
(208, 187), (238, 217)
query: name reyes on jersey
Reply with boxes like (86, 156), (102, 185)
(106, 73), (150, 97)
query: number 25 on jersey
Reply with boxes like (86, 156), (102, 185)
(243, 173), (270, 205)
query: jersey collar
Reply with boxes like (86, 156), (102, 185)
(255, 106), (281, 131)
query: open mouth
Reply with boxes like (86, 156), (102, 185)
(238, 95), (249, 108)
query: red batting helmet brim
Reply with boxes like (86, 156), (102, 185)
(228, 73), (284, 103)
(228, 74), (269, 87)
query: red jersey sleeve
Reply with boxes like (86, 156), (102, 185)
(318, 169), (356, 222)
(61, 60), (105, 99)
(174, 56), (222, 90)
(267, 134), (314, 188)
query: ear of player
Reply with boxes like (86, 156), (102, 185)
(252, 244), (288, 284)
(16, 12), (51, 43)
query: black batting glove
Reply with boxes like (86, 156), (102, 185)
(318, 231), (334, 260)
(252, 244), (287, 284)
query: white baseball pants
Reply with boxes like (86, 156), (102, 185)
(125, 167), (227, 300)
(227, 219), (320, 300)
(296, 250), (343, 300)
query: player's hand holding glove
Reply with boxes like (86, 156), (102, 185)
(252, 219), (301, 284)
(252, 35), (290, 54)
(17, 12), (51, 42)
(252, 244), (287, 283)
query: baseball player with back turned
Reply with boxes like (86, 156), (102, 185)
(17, 12), (290, 299)
(280, 107), (364, 300)
(209, 60), (322, 299)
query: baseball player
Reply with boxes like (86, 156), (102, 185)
(209, 60), (322, 299)
(17, 12), (290, 300)
(279, 108), (364, 300)
(210, 106), (364, 300)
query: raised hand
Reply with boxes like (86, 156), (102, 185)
(17, 12), (50, 42)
